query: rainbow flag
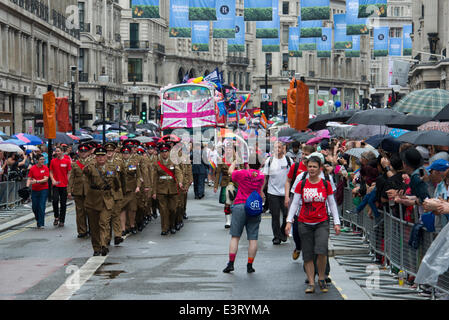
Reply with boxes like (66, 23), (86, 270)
(228, 110), (237, 122)
(253, 109), (261, 117)
(209, 160), (216, 170)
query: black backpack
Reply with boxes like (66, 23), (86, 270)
(298, 172), (331, 195)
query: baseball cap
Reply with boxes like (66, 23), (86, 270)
(416, 146), (430, 162)
(426, 159), (449, 172)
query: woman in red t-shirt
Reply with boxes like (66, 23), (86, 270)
(285, 156), (341, 294)
(27, 154), (49, 228)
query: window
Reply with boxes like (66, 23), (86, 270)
(394, 7), (400, 17)
(265, 53), (272, 75)
(282, 1), (289, 15)
(36, 40), (40, 78)
(282, 53), (289, 70)
(42, 42), (46, 79)
(78, 2), (85, 30)
(130, 23), (139, 48)
(128, 58), (143, 82)
(282, 25), (289, 44)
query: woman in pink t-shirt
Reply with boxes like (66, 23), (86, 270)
(222, 158), (265, 274)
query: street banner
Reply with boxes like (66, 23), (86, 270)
(43, 91), (56, 139)
(389, 37), (402, 56)
(334, 14), (352, 50)
(301, 0), (330, 21)
(227, 16), (245, 52)
(262, 38), (280, 52)
(256, 0), (279, 39)
(161, 97), (217, 129)
(288, 27), (302, 58)
(358, 0), (387, 18)
(403, 25), (412, 56)
(189, 0), (217, 21)
(56, 97), (72, 133)
(346, 35), (360, 57)
(213, 0), (235, 38)
(388, 58), (411, 87)
(317, 27), (332, 57)
(374, 26), (389, 57)
(346, 0), (368, 35)
(132, 0), (160, 18)
(192, 21), (210, 51)
(169, 0), (191, 38)
(244, 0), (272, 21)
(299, 37), (317, 51)
(299, 17), (322, 38)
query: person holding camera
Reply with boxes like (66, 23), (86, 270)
(27, 154), (49, 229)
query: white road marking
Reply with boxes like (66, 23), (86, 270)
(46, 256), (107, 300)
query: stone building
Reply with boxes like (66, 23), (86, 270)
(0, 0), (80, 135)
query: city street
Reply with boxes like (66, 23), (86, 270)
(0, 186), (346, 301)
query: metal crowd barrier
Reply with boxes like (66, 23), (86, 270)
(0, 180), (27, 210)
(340, 186), (449, 298)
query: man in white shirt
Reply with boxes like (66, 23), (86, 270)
(263, 141), (293, 245)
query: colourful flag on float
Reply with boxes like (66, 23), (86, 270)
(228, 110), (237, 122)
(132, 0), (160, 18)
(253, 109), (261, 117)
(161, 96), (217, 129)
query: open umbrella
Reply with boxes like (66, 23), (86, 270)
(431, 103), (449, 121)
(2, 139), (26, 146)
(66, 133), (80, 141)
(278, 127), (298, 137)
(346, 125), (392, 140)
(345, 147), (380, 159)
(12, 133), (43, 145)
(397, 130), (449, 146)
(135, 136), (155, 144)
(41, 132), (75, 144)
(418, 121), (449, 134)
(386, 114), (433, 131)
(346, 108), (403, 125)
(308, 110), (359, 131)
(365, 134), (401, 153)
(394, 89), (449, 117)
(0, 143), (23, 153)
(291, 132), (314, 143)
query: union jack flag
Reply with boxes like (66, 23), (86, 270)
(161, 98), (217, 129)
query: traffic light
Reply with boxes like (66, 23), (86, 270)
(140, 103), (147, 122)
(148, 108), (155, 121)
(267, 101), (273, 117)
(261, 101), (268, 114)
(282, 98), (287, 116)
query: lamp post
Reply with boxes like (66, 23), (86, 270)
(70, 67), (77, 135)
(130, 81), (139, 132)
(99, 73), (109, 145)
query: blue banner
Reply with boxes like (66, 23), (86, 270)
(189, 0), (217, 21)
(346, 0), (368, 35)
(169, 0), (191, 38)
(374, 27), (389, 57)
(334, 14), (352, 50)
(228, 16), (245, 52)
(244, 0), (272, 21)
(288, 27), (301, 57)
(192, 21), (210, 51)
(132, 0), (160, 18)
(300, 19), (322, 38)
(389, 38), (402, 56)
(213, 0), (235, 38)
(299, 37), (317, 51)
(346, 35), (360, 57)
(358, 0), (387, 18)
(301, 0), (330, 21)
(262, 38), (280, 52)
(256, 0), (279, 38)
(317, 27), (332, 57)
(403, 25), (412, 56)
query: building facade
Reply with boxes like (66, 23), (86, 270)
(0, 0), (80, 135)
(408, 0), (449, 91)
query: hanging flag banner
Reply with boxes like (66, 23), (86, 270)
(132, 0), (160, 18)
(192, 21), (210, 51)
(389, 59), (411, 87)
(389, 37), (402, 56)
(256, 0), (279, 38)
(358, 0), (387, 18)
(244, 0), (273, 21)
(301, 0), (330, 21)
(169, 0), (191, 38)
(317, 27), (332, 57)
(346, 35), (360, 57)
(300, 20), (322, 38)
(299, 37), (317, 51)
(189, 0), (217, 21)
(403, 25), (412, 56)
(346, 0), (369, 35)
(374, 26), (389, 57)
(288, 27), (302, 57)
(262, 38), (280, 52)
(334, 14), (352, 50)
(228, 16), (245, 52)
(213, 0), (235, 38)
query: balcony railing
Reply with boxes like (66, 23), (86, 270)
(227, 56), (250, 66)
(128, 73), (143, 82)
(153, 43), (165, 55)
(124, 41), (150, 50)
(79, 73), (89, 82)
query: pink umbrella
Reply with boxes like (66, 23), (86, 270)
(120, 136), (128, 141)
(66, 133), (80, 141)
(306, 130), (331, 145)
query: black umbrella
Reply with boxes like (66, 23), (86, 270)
(346, 108), (404, 125)
(432, 103), (449, 121)
(291, 132), (314, 143)
(40, 132), (75, 144)
(397, 130), (449, 146)
(93, 120), (114, 126)
(278, 127), (298, 137)
(308, 110), (358, 131)
(386, 114), (433, 131)
(365, 134), (401, 153)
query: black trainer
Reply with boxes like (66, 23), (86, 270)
(247, 263), (255, 273)
(114, 237), (123, 245)
(223, 262), (234, 273)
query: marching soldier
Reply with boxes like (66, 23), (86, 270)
(175, 141), (193, 229)
(119, 143), (142, 235)
(135, 146), (151, 232)
(67, 143), (91, 238)
(105, 142), (124, 245)
(83, 146), (122, 256)
(152, 143), (183, 235)
(146, 142), (159, 220)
